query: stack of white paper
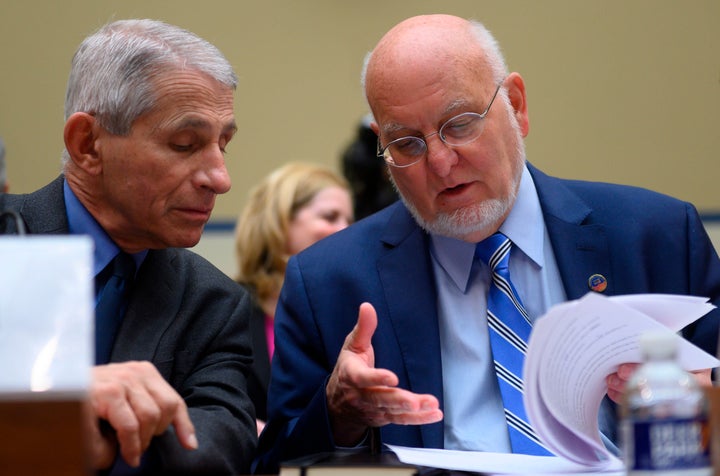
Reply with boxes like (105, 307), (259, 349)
(389, 293), (719, 475)
(524, 292), (719, 470)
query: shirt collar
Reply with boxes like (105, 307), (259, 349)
(64, 179), (147, 276)
(430, 165), (545, 291)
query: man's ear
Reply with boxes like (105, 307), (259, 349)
(505, 72), (529, 138)
(64, 112), (103, 175)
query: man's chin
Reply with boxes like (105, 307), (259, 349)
(415, 202), (508, 240)
(165, 229), (204, 250)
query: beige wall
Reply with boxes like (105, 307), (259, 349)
(2, 0), (719, 226)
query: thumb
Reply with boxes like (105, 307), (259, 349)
(345, 302), (378, 354)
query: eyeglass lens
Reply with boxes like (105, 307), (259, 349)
(384, 113), (486, 167)
(380, 81), (503, 167)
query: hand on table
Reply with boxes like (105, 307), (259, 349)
(326, 302), (443, 446)
(85, 361), (197, 469)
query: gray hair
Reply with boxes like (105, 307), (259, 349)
(361, 18), (509, 94)
(62, 19), (237, 166)
(0, 137), (6, 191)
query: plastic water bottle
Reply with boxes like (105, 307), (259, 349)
(621, 330), (712, 476)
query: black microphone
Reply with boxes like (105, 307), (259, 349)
(0, 209), (27, 235)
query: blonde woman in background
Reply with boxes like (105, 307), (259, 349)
(234, 162), (353, 434)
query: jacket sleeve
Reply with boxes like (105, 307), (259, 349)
(129, 252), (259, 475)
(252, 257), (347, 474)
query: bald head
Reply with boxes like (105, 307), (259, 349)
(358, 14), (529, 242)
(363, 15), (508, 112)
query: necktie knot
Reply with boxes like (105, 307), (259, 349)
(111, 252), (136, 280)
(475, 232), (511, 272)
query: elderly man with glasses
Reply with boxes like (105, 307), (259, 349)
(253, 14), (720, 474)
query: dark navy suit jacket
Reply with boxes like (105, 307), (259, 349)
(253, 163), (720, 473)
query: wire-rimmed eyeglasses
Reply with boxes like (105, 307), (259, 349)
(376, 81), (504, 168)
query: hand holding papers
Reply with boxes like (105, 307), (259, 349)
(389, 293), (719, 475)
(524, 292), (719, 469)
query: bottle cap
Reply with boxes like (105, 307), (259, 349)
(639, 329), (678, 360)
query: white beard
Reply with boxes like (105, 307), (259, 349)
(389, 96), (526, 241)
(398, 187), (516, 241)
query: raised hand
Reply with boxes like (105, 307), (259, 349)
(326, 302), (443, 446)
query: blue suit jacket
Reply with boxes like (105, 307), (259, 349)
(253, 163), (720, 473)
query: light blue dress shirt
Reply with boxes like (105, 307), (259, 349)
(63, 179), (145, 296)
(430, 164), (567, 452)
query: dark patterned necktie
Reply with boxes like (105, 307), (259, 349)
(475, 232), (551, 455)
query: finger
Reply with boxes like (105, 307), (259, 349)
(692, 368), (712, 387)
(138, 370), (182, 436)
(617, 363), (640, 380)
(170, 400), (198, 450)
(132, 363), (195, 449)
(360, 391), (442, 426)
(346, 302), (378, 354)
(341, 361), (398, 389)
(90, 371), (143, 467)
(96, 364), (159, 467)
(83, 402), (118, 469)
(106, 399), (143, 467)
(366, 407), (444, 427)
(357, 386), (440, 414)
(343, 303), (398, 388)
(605, 371), (626, 404)
(606, 388), (623, 404)
(118, 364), (196, 459)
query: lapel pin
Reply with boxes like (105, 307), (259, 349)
(588, 274), (607, 293)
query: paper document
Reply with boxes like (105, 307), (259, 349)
(388, 445), (623, 475)
(524, 292), (719, 468)
(389, 293), (718, 475)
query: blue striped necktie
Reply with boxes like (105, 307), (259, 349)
(475, 233), (551, 455)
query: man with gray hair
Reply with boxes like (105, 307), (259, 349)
(0, 19), (256, 474)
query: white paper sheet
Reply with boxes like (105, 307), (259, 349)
(387, 445), (624, 475)
(0, 236), (93, 394)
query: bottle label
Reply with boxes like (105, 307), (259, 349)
(626, 416), (711, 471)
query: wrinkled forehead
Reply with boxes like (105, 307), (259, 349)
(367, 53), (495, 136)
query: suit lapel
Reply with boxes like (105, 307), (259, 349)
(377, 205), (444, 448)
(6, 177), (179, 372)
(111, 249), (179, 367)
(528, 164), (613, 299)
